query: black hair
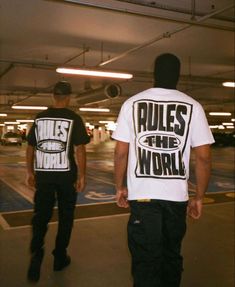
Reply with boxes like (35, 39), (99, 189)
(154, 53), (181, 89)
(53, 81), (72, 96)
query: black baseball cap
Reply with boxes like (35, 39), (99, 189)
(53, 81), (72, 95)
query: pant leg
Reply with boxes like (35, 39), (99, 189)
(30, 183), (56, 253)
(128, 201), (164, 287)
(161, 201), (187, 287)
(53, 182), (77, 256)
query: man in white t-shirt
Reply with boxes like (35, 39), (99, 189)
(112, 53), (214, 287)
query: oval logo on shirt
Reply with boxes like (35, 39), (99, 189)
(138, 133), (181, 151)
(37, 140), (66, 153)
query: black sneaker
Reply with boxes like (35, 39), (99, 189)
(27, 249), (44, 282)
(53, 254), (71, 271)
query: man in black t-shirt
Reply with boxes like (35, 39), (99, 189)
(26, 81), (90, 282)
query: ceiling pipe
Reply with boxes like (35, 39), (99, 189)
(0, 64), (14, 79)
(99, 3), (235, 67)
(0, 59), (56, 69)
(0, 57), (232, 84)
(63, 46), (90, 65)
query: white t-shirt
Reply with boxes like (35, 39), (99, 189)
(112, 88), (215, 202)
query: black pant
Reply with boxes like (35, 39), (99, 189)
(128, 200), (187, 287)
(30, 182), (77, 257)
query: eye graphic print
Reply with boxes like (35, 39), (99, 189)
(37, 140), (66, 153)
(138, 133), (181, 151)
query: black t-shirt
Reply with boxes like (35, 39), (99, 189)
(27, 108), (90, 183)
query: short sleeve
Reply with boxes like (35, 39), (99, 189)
(112, 102), (131, 143)
(190, 103), (215, 147)
(72, 115), (90, 145)
(27, 122), (37, 146)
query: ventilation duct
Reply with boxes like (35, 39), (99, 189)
(76, 84), (121, 105)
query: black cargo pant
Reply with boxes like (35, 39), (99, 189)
(30, 182), (77, 257)
(128, 200), (187, 287)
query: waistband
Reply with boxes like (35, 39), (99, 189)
(129, 199), (188, 204)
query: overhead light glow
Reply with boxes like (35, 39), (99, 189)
(56, 67), (133, 79)
(209, 112), (231, 116)
(0, 113), (7, 117)
(218, 125), (225, 129)
(222, 82), (235, 88)
(16, 119), (35, 123)
(4, 121), (19, 125)
(12, 105), (48, 110)
(85, 122), (95, 129)
(99, 120), (114, 124)
(79, 108), (110, 112)
(231, 119), (235, 122)
(226, 126), (234, 129)
(209, 125), (218, 129)
(0, 124), (5, 126)
(105, 122), (117, 131)
(222, 122), (234, 126)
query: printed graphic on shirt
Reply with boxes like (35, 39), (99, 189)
(34, 118), (73, 171)
(133, 100), (192, 179)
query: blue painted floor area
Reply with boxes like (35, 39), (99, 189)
(77, 182), (115, 205)
(0, 143), (234, 212)
(0, 180), (33, 212)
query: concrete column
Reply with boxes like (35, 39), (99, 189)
(13, 125), (18, 133)
(3, 125), (8, 134)
(26, 123), (33, 135)
(100, 126), (106, 142)
(93, 128), (100, 144)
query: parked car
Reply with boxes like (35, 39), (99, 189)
(1, 132), (23, 146)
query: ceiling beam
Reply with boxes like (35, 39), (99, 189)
(98, 3), (235, 66)
(54, 0), (234, 31)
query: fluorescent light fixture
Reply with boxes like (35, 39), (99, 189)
(12, 105), (48, 110)
(218, 125), (225, 130)
(222, 82), (235, 88)
(222, 122), (234, 126)
(4, 121), (19, 125)
(231, 119), (235, 122)
(16, 119), (35, 123)
(0, 124), (5, 126)
(226, 126), (234, 129)
(56, 67), (133, 79)
(209, 125), (219, 129)
(79, 108), (110, 112)
(209, 112), (231, 116)
(0, 113), (7, 117)
(99, 120), (115, 124)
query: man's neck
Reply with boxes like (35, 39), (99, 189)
(154, 84), (177, 90)
(53, 102), (68, 108)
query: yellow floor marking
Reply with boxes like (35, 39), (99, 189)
(226, 192), (235, 198)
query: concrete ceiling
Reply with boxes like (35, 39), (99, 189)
(0, 0), (234, 128)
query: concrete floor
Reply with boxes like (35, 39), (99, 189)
(0, 141), (234, 286)
(0, 202), (234, 287)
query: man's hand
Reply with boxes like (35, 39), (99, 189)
(26, 173), (35, 187)
(75, 177), (86, 192)
(116, 187), (129, 208)
(187, 197), (203, 219)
